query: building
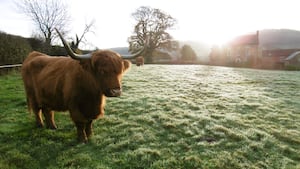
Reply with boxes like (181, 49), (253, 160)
(209, 30), (300, 70)
(226, 31), (260, 67)
(284, 51), (300, 70)
(261, 49), (300, 69)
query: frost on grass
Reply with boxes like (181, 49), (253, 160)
(0, 66), (299, 169)
(112, 65), (300, 168)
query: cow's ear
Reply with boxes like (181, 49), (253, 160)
(123, 60), (131, 72)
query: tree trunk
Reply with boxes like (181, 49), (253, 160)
(144, 48), (154, 63)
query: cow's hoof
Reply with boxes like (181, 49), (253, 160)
(36, 123), (44, 128)
(47, 125), (57, 130)
(77, 137), (88, 144)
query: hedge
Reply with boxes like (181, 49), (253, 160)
(0, 32), (32, 65)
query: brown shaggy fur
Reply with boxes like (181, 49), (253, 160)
(21, 50), (131, 142)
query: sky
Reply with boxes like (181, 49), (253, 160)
(1, 0), (300, 49)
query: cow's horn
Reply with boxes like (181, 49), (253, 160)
(55, 28), (92, 60)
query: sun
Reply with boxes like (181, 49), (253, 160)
(171, 26), (237, 47)
(202, 34), (233, 46)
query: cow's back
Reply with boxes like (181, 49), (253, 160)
(21, 51), (80, 111)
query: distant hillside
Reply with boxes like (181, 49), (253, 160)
(109, 42), (211, 62)
(109, 47), (131, 55)
(259, 29), (300, 50)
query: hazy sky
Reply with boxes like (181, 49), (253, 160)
(1, 0), (300, 49)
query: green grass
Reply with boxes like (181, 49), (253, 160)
(0, 65), (299, 169)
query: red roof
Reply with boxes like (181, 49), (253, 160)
(229, 33), (258, 46)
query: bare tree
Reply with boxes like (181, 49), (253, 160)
(128, 6), (177, 63)
(71, 20), (96, 52)
(17, 0), (70, 48)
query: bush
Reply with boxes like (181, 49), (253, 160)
(27, 37), (44, 52)
(180, 44), (197, 62)
(0, 31), (32, 65)
(48, 45), (68, 56)
(284, 65), (300, 71)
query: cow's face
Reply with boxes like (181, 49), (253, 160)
(91, 50), (131, 97)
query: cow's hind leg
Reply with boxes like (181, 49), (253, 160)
(42, 108), (57, 129)
(85, 120), (93, 138)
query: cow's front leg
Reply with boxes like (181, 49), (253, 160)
(75, 122), (88, 143)
(42, 108), (57, 129)
(85, 120), (93, 138)
(34, 109), (44, 128)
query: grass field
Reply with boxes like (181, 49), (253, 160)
(0, 65), (299, 169)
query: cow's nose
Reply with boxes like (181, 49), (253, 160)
(111, 88), (122, 96)
(104, 87), (122, 97)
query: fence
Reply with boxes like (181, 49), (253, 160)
(0, 64), (22, 69)
(0, 64), (22, 75)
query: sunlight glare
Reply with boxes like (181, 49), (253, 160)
(201, 33), (234, 46)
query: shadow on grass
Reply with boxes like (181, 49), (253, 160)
(0, 118), (81, 169)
